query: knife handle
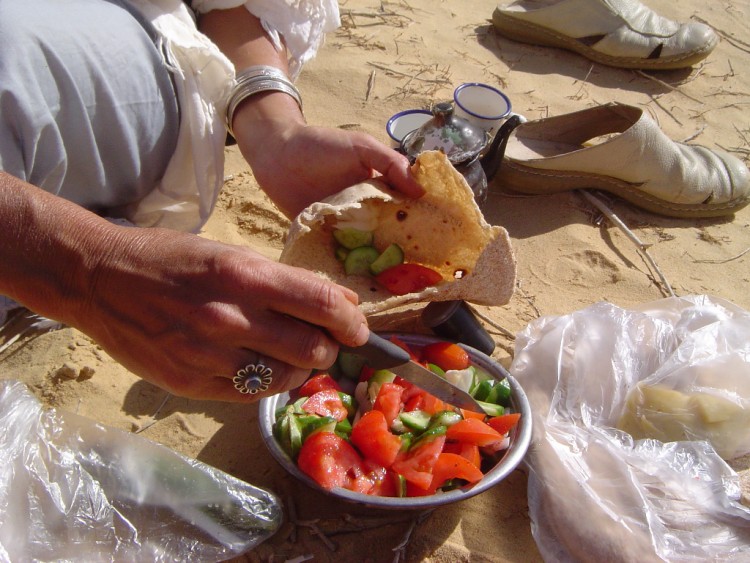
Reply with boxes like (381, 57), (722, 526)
(339, 332), (411, 370)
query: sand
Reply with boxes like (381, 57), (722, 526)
(1, 0), (749, 561)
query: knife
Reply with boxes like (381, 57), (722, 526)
(340, 332), (485, 414)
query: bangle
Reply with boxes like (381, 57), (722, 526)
(225, 65), (303, 138)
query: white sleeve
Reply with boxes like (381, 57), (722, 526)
(189, 0), (340, 78)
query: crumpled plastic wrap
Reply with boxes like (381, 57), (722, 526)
(0, 380), (282, 562)
(510, 295), (750, 562)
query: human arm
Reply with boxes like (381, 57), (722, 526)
(0, 172), (368, 401)
(197, 7), (424, 219)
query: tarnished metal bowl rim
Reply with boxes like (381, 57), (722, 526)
(257, 332), (532, 510)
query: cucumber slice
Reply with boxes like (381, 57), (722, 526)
(337, 392), (357, 417)
(337, 351), (367, 380)
(366, 369), (396, 402)
(472, 379), (494, 401)
(427, 363), (446, 377)
(335, 246), (349, 262)
(399, 410), (432, 432)
(344, 246), (379, 275)
(335, 417), (352, 438)
(369, 243), (404, 275)
(477, 400), (505, 417)
(410, 424), (447, 450)
(485, 378), (512, 407)
(399, 432), (414, 452)
(429, 410), (463, 428)
(394, 473), (408, 497)
(334, 228), (374, 250)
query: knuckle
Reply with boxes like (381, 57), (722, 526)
(294, 330), (336, 369)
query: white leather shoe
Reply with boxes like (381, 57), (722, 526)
(493, 0), (718, 69)
(496, 103), (750, 218)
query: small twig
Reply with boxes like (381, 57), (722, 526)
(467, 305), (516, 341)
(635, 70), (703, 104)
(649, 95), (683, 126)
(366, 62), (451, 85)
(692, 246), (750, 264)
(392, 510), (433, 563)
(133, 393), (172, 434)
(286, 496), (298, 543)
(285, 556), (314, 563)
(286, 496), (337, 551)
(365, 70), (376, 101)
(577, 190), (675, 297)
(682, 126), (706, 143)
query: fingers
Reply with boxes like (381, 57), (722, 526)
(355, 134), (426, 198)
(166, 352), (311, 403)
(241, 260), (370, 349)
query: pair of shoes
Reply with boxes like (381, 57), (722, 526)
(495, 103), (750, 218)
(492, 0), (718, 70)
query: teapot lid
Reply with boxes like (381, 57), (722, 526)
(401, 101), (488, 164)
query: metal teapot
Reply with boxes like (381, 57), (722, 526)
(400, 101), (522, 206)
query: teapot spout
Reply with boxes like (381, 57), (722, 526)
(479, 114), (524, 181)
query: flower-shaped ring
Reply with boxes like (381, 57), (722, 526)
(233, 362), (273, 395)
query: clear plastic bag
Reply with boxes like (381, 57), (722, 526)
(510, 295), (750, 562)
(0, 380), (281, 562)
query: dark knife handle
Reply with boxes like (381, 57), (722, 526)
(339, 332), (411, 370)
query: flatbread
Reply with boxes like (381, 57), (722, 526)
(280, 151), (516, 315)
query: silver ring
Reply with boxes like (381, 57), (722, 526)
(233, 362), (273, 394)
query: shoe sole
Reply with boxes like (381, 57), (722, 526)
(492, 9), (718, 70)
(497, 159), (750, 218)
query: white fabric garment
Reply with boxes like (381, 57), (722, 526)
(122, 0), (340, 232)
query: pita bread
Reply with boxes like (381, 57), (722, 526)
(280, 151), (516, 315)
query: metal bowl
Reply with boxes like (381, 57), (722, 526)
(258, 333), (532, 510)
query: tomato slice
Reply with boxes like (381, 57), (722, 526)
(374, 263), (443, 295)
(392, 435), (446, 491)
(298, 373), (342, 397)
(361, 461), (401, 497)
(420, 342), (470, 371)
(351, 410), (402, 468)
(373, 381), (404, 426)
(297, 432), (367, 491)
(421, 392), (448, 415)
(445, 417), (504, 447)
(427, 453), (484, 493)
(487, 413), (521, 436)
(301, 389), (349, 422)
(443, 441), (482, 468)
(460, 408), (488, 421)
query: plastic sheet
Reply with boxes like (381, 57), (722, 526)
(0, 380), (282, 562)
(510, 295), (750, 562)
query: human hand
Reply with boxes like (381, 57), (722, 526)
(70, 226), (369, 402)
(236, 119), (425, 218)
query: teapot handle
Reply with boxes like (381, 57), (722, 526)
(479, 114), (524, 181)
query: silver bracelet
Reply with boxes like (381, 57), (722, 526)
(225, 65), (303, 138)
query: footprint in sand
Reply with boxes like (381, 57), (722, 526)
(544, 249), (622, 288)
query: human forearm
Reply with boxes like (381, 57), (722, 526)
(0, 171), (126, 325)
(198, 7), (423, 218)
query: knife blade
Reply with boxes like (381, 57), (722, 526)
(340, 332), (485, 413)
